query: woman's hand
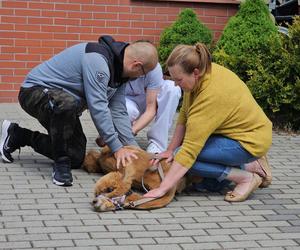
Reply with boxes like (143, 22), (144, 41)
(143, 187), (167, 198)
(144, 161), (188, 198)
(150, 149), (174, 165)
(114, 147), (138, 169)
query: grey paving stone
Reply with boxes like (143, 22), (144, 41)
(74, 238), (115, 247)
(57, 247), (97, 250)
(7, 233), (50, 241)
(168, 229), (207, 237)
(4, 221), (44, 228)
(231, 233), (271, 241)
(32, 239), (74, 248)
(1, 105), (300, 249)
(90, 231), (130, 238)
(82, 219), (121, 226)
(49, 232), (90, 240)
(106, 225), (145, 232)
(258, 239), (298, 247)
(0, 241), (32, 249)
(145, 224), (182, 231)
(100, 246), (139, 250)
(158, 217), (195, 224)
(116, 237), (156, 245)
(193, 235), (232, 242)
(27, 227), (67, 234)
(67, 225), (106, 233)
(141, 245), (181, 250)
(268, 232), (300, 240)
(120, 218), (158, 225)
(254, 220), (291, 227)
(181, 242), (222, 249)
(242, 227), (281, 234)
(247, 248), (284, 250)
(182, 222), (220, 229)
(278, 226), (300, 233)
(130, 231), (169, 238)
(206, 228), (244, 235)
(155, 236), (195, 244)
(0, 228), (26, 235)
(289, 220), (300, 226)
(221, 240), (260, 248)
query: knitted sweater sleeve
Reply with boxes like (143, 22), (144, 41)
(174, 89), (231, 168)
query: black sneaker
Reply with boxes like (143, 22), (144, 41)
(52, 157), (73, 186)
(0, 120), (20, 163)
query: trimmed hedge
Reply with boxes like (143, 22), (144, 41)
(158, 8), (212, 70)
(213, 0), (281, 82)
(247, 17), (300, 131)
(213, 0), (300, 131)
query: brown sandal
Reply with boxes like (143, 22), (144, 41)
(257, 155), (272, 188)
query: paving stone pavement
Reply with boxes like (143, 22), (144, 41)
(0, 103), (300, 250)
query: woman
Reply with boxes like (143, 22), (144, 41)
(144, 43), (272, 202)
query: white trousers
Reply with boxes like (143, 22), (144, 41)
(125, 80), (181, 152)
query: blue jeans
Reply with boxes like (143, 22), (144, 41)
(186, 135), (258, 182)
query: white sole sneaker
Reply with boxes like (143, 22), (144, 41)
(52, 171), (73, 187)
(0, 120), (13, 163)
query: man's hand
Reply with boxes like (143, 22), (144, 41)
(114, 147), (139, 169)
(150, 149), (174, 166)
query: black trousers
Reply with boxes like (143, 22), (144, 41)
(18, 86), (86, 169)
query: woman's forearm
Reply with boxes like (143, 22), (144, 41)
(167, 123), (186, 151)
(159, 161), (188, 192)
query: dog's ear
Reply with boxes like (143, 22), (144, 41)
(82, 150), (101, 173)
(100, 145), (112, 156)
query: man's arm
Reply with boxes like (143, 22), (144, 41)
(132, 89), (159, 135)
(108, 84), (139, 147)
(82, 53), (123, 152)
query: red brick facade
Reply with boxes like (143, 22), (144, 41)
(0, 0), (239, 102)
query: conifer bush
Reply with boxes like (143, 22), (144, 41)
(247, 17), (300, 131)
(158, 8), (212, 69)
(213, 0), (280, 82)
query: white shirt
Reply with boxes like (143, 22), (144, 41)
(125, 63), (163, 111)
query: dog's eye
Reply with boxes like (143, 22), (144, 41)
(105, 187), (114, 193)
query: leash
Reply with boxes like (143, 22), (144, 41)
(95, 153), (168, 210)
(124, 153), (166, 208)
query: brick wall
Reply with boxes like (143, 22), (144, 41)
(0, 0), (238, 102)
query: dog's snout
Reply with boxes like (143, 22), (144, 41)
(92, 198), (98, 205)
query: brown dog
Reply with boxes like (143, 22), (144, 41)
(83, 146), (200, 212)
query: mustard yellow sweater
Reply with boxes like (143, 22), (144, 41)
(174, 63), (272, 168)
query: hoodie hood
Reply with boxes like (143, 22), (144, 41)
(85, 35), (129, 88)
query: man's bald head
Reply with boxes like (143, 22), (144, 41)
(123, 41), (158, 78)
(127, 41), (158, 73)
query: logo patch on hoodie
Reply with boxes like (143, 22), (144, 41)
(96, 71), (105, 82)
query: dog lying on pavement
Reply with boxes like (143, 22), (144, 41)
(83, 145), (202, 212)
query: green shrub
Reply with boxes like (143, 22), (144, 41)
(158, 8), (212, 69)
(213, 0), (280, 82)
(247, 17), (300, 131)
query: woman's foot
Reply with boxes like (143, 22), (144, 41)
(244, 156), (272, 188)
(224, 173), (262, 202)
